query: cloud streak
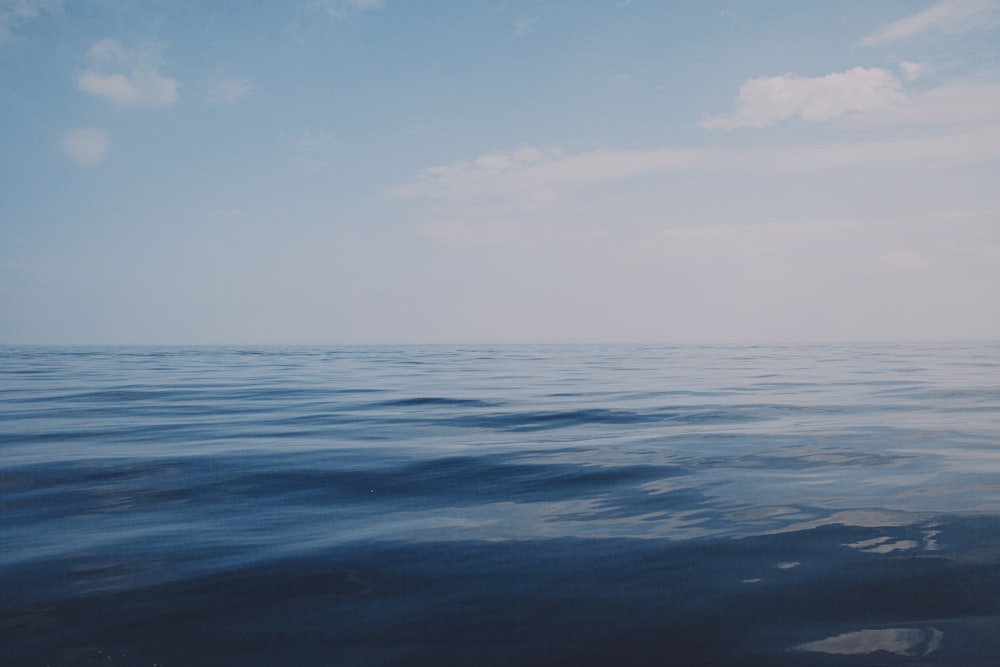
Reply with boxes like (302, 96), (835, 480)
(861, 0), (997, 45)
(77, 38), (179, 107)
(834, 80), (1000, 128)
(393, 120), (1000, 209)
(701, 67), (905, 129)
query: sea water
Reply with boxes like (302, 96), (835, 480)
(2, 344), (999, 665)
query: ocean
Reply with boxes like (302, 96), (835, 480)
(2, 343), (999, 666)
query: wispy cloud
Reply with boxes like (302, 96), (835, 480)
(393, 119), (1000, 209)
(391, 146), (564, 209)
(701, 67), (905, 130)
(306, 0), (383, 19)
(514, 16), (539, 38)
(287, 129), (338, 153)
(835, 79), (1000, 129)
(62, 128), (109, 167)
(77, 38), (179, 107)
(0, 0), (59, 44)
(898, 61), (924, 81)
(208, 77), (253, 104)
(285, 130), (339, 171)
(861, 0), (998, 45)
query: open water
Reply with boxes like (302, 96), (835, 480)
(2, 344), (1000, 666)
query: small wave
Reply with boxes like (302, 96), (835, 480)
(439, 406), (764, 431)
(361, 396), (500, 409)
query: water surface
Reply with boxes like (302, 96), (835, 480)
(2, 344), (999, 665)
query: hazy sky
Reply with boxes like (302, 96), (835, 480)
(2, 0), (999, 344)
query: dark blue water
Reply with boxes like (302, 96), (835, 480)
(2, 344), (1000, 666)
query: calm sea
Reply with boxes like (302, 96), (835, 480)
(2, 344), (1000, 666)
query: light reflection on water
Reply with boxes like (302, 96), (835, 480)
(796, 627), (944, 657)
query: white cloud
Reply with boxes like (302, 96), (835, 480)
(307, 0), (383, 18)
(209, 77), (253, 104)
(0, 0), (59, 44)
(62, 128), (109, 167)
(861, 0), (997, 45)
(701, 67), (905, 130)
(77, 38), (179, 107)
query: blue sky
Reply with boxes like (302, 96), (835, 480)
(2, 0), (999, 344)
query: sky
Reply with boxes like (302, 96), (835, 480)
(1, 0), (999, 345)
